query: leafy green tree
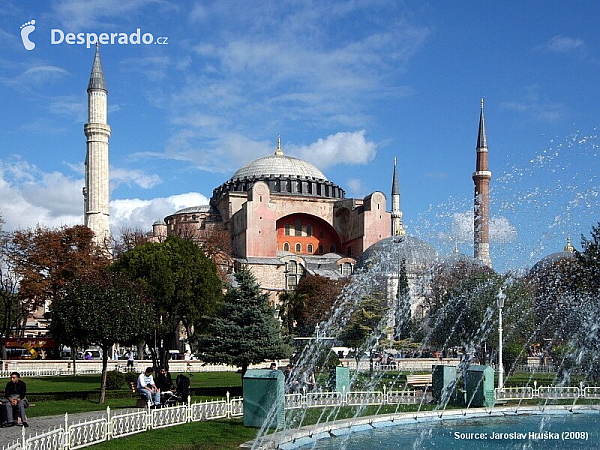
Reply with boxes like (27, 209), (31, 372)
(112, 236), (223, 368)
(198, 268), (290, 376)
(50, 271), (152, 403)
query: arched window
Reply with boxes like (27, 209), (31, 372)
(307, 244), (313, 253)
(341, 262), (353, 276)
(287, 260), (297, 274)
(318, 244), (324, 254)
(330, 244), (336, 253)
(283, 242), (290, 252)
(295, 243), (302, 253)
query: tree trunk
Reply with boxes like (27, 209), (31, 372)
(99, 346), (109, 404)
(71, 347), (77, 375)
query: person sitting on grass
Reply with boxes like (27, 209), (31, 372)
(1, 372), (28, 427)
(137, 367), (161, 407)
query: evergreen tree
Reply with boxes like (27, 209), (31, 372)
(394, 258), (412, 340)
(198, 268), (290, 376)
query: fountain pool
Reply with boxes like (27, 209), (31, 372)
(269, 407), (599, 449)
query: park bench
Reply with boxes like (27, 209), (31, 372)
(406, 374), (432, 388)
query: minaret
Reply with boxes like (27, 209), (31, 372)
(472, 98), (492, 267)
(391, 157), (406, 236)
(83, 44), (111, 246)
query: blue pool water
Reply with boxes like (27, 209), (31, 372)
(300, 412), (599, 449)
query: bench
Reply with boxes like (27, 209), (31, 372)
(130, 382), (150, 408)
(406, 374), (432, 388)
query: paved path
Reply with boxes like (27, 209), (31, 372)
(1, 407), (140, 446)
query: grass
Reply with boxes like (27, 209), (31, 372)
(92, 419), (258, 450)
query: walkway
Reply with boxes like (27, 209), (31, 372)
(1, 407), (139, 446)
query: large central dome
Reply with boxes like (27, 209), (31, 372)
(231, 154), (327, 181)
(211, 138), (345, 204)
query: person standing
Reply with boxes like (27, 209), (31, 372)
(126, 349), (135, 370)
(2, 372), (28, 427)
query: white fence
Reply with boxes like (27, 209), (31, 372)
(4, 385), (599, 450)
(495, 385), (600, 401)
(2, 394), (243, 450)
(0, 360), (268, 377)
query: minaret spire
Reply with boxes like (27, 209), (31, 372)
(84, 44), (111, 247)
(472, 98), (492, 267)
(391, 157), (405, 236)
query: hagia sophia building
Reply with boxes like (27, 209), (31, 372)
(84, 45), (494, 315)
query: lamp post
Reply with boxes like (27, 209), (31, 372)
(497, 288), (505, 390)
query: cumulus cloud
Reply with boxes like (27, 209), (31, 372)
(0, 160), (82, 230)
(110, 192), (209, 233)
(294, 130), (377, 170)
(439, 211), (517, 244)
(0, 158), (170, 233)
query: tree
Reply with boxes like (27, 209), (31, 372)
(8, 225), (108, 306)
(50, 271), (152, 403)
(112, 236), (223, 368)
(394, 259), (412, 340)
(279, 275), (347, 337)
(198, 268), (290, 376)
(339, 292), (387, 366)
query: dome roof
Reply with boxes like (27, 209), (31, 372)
(357, 235), (438, 274)
(231, 154), (327, 181)
(530, 251), (576, 273)
(172, 205), (211, 215)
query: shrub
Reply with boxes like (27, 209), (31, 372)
(105, 370), (126, 390)
(124, 371), (139, 385)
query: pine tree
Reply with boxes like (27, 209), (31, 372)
(198, 268), (290, 376)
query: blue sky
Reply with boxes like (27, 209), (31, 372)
(0, 0), (598, 273)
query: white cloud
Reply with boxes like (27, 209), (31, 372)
(110, 192), (208, 233)
(0, 160), (82, 231)
(0, 158), (168, 233)
(439, 211), (517, 244)
(294, 130), (377, 170)
(545, 35), (584, 53)
(111, 168), (162, 190)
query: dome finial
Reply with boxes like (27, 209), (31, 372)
(564, 236), (574, 252)
(275, 135), (284, 156)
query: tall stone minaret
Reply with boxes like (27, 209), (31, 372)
(472, 98), (492, 267)
(391, 157), (406, 236)
(83, 43), (111, 246)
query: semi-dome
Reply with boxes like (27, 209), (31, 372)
(357, 235), (438, 274)
(231, 154), (327, 181)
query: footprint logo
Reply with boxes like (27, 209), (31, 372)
(20, 20), (36, 50)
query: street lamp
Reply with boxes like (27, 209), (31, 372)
(497, 288), (505, 390)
